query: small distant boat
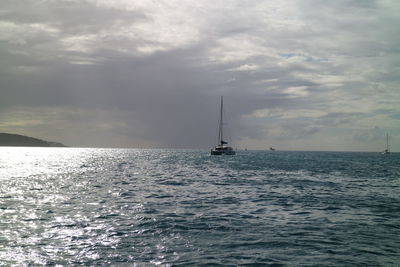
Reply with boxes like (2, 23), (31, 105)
(269, 147), (276, 151)
(211, 96), (235, 155)
(382, 133), (390, 154)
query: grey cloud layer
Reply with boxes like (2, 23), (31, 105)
(0, 0), (399, 150)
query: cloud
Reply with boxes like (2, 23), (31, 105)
(353, 126), (385, 143)
(316, 112), (368, 127)
(0, 0), (399, 151)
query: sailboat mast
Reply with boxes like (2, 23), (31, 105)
(386, 133), (389, 152)
(217, 96), (224, 146)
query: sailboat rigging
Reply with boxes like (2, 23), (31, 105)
(383, 133), (390, 154)
(211, 96), (235, 155)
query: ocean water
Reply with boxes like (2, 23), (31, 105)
(0, 148), (399, 266)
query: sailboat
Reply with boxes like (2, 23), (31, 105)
(382, 133), (390, 154)
(211, 96), (235, 155)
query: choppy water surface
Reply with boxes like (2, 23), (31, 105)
(0, 148), (399, 266)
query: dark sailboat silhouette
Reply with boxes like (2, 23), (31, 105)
(211, 96), (235, 155)
(382, 133), (390, 154)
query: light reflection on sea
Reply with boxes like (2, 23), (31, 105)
(0, 148), (399, 266)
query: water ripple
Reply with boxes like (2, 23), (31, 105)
(0, 148), (399, 266)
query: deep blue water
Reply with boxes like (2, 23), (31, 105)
(0, 148), (399, 266)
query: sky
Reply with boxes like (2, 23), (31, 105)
(0, 0), (399, 151)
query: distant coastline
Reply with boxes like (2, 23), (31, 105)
(0, 133), (67, 147)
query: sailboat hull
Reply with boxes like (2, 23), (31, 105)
(211, 146), (236, 155)
(211, 150), (236, 155)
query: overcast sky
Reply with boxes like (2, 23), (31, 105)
(0, 0), (399, 151)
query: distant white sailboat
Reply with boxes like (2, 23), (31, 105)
(211, 96), (235, 155)
(382, 133), (390, 154)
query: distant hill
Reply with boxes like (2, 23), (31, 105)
(0, 133), (67, 147)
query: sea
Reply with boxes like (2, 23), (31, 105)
(0, 148), (399, 266)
